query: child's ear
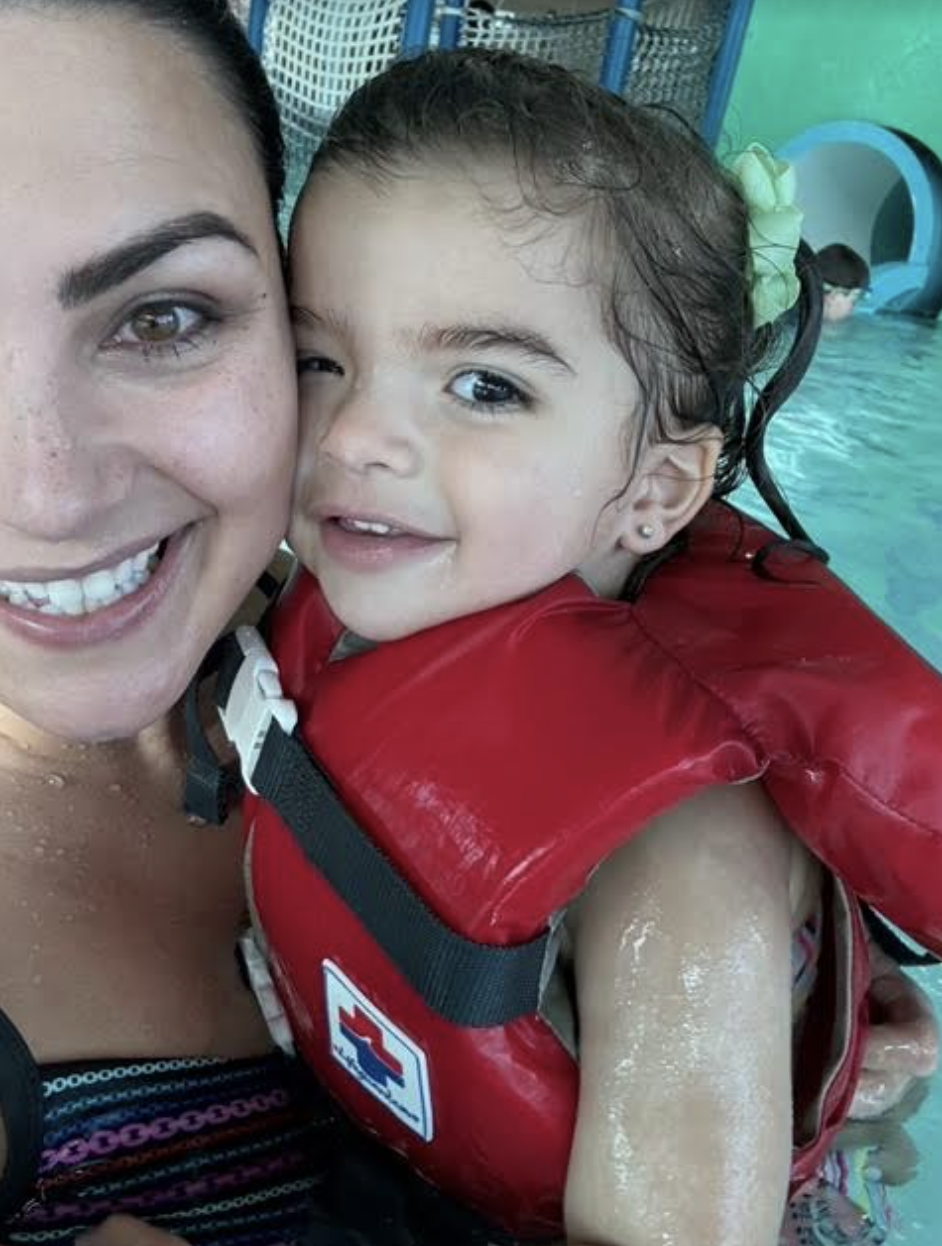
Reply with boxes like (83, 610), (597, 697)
(616, 432), (722, 555)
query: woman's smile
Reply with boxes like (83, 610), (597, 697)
(0, 525), (194, 649)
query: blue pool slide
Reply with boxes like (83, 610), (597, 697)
(779, 121), (942, 316)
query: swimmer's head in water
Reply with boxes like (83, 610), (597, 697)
(0, 0), (296, 741)
(816, 244), (870, 324)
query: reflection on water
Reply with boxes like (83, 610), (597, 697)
(735, 314), (942, 1242)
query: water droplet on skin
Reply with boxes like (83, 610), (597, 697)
(108, 782), (123, 794)
(45, 773), (66, 789)
(34, 843), (46, 856)
(187, 814), (208, 827)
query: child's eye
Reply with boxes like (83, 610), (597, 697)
(102, 301), (214, 359)
(297, 354), (345, 378)
(448, 369), (529, 412)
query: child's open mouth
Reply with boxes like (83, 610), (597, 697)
(335, 517), (407, 538)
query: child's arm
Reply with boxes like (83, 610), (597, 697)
(565, 782), (797, 1246)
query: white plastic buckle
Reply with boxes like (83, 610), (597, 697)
(219, 625), (298, 795)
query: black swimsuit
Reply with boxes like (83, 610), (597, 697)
(0, 1005), (333, 1246)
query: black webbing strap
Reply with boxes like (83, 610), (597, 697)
(251, 720), (550, 1029)
(862, 904), (941, 968)
(215, 630), (246, 709)
(0, 1006), (42, 1223)
(183, 634), (243, 825)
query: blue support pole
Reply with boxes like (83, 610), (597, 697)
(599, 2), (645, 95)
(399, 0), (437, 58)
(437, 1), (467, 50)
(246, 0), (272, 54)
(700, 0), (755, 147)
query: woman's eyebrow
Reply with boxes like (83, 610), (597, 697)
(58, 211), (256, 309)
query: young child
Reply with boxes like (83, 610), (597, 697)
(212, 49), (942, 1246)
(816, 242), (871, 321)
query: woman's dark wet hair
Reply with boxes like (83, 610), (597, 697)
(13, 0), (284, 216)
(307, 48), (823, 592)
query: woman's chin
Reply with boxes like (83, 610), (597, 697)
(3, 668), (187, 746)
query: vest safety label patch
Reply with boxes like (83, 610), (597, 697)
(323, 960), (434, 1141)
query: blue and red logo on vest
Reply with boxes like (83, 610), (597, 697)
(338, 1004), (405, 1089)
(323, 960), (434, 1140)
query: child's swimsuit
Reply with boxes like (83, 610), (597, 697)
(0, 1004), (334, 1246)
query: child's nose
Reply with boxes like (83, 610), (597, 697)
(316, 385), (421, 477)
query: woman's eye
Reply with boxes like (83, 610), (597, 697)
(448, 369), (528, 411)
(104, 302), (211, 358)
(297, 354), (345, 378)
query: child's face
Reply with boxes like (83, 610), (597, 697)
(822, 286), (863, 323)
(287, 164), (659, 641)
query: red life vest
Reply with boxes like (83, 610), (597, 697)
(243, 503), (942, 1239)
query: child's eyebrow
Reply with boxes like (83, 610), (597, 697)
(413, 322), (574, 374)
(290, 304), (351, 336)
(288, 308), (575, 377)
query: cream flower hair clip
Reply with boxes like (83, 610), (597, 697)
(730, 143), (804, 328)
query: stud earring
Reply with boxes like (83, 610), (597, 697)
(638, 523), (655, 539)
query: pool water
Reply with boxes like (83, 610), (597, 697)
(734, 314), (942, 1242)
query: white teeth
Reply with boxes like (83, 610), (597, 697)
(340, 518), (396, 536)
(47, 579), (83, 615)
(0, 541), (161, 617)
(82, 570), (120, 603)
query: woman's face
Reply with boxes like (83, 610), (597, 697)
(0, 10), (296, 741)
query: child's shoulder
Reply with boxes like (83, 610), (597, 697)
(573, 781), (799, 945)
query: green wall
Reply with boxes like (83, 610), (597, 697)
(722, 0), (942, 160)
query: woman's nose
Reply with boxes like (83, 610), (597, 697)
(0, 366), (133, 540)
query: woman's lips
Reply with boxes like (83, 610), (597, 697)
(0, 526), (193, 649)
